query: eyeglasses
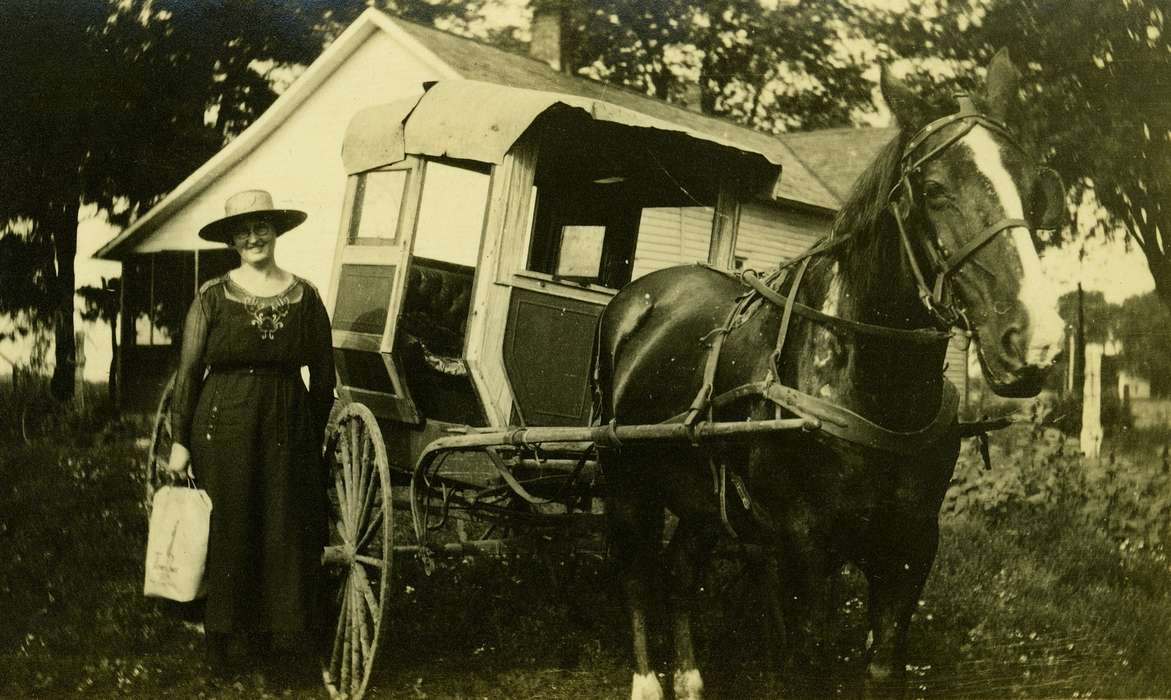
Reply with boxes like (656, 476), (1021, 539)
(231, 222), (276, 241)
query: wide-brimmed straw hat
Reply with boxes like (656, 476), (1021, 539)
(198, 189), (307, 244)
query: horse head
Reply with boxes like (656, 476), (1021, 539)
(881, 50), (1064, 398)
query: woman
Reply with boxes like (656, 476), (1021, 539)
(165, 189), (335, 681)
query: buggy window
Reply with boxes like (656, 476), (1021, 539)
(413, 162), (489, 267)
(349, 169), (407, 243)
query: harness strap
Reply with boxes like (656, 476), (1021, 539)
(660, 377), (958, 457)
(740, 270), (951, 344)
(939, 217), (1030, 282)
(773, 257), (811, 371)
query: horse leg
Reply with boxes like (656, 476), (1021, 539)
(664, 518), (718, 700)
(862, 518), (939, 698)
(745, 553), (787, 669)
(778, 527), (839, 694)
(608, 483), (667, 700)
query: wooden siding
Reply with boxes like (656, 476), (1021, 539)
(735, 202), (827, 272)
(631, 207), (714, 279)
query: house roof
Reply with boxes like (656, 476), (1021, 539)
(778, 127), (898, 202)
(96, 8), (856, 259)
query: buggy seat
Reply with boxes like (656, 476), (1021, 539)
(398, 257), (473, 374)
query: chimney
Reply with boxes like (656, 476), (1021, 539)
(681, 83), (704, 113)
(530, 0), (563, 72)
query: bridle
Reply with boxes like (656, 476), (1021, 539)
(889, 96), (1039, 330)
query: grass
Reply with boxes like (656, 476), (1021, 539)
(0, 401), (1169, 698)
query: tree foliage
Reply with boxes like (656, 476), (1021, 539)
(559, 0), (874, 131)
(0, 0), (523, 399)
(1114, 292), (1171, 396)
(0, 1), (351, 398)
(1057, 288), (1111, 345)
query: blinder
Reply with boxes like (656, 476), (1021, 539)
(1030, 167), (1066, 232)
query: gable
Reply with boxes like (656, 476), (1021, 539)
(98, 7), (849, 268)
(100, 26), (464, 293)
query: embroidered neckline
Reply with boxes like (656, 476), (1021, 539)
(226, 273), (298, 300)
(223, 275), (298, 340)
(243, 293), (291, 340)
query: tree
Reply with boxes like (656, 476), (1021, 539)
(867, 0), (1171, 313)
(1114, 292), (1171, 397)
(1057, 288), (1113, 345)
(557, 0), (875, 131)
(0, 1), (353, 399)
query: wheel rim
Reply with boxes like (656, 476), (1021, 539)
(144, 376), (175, 518)
(322, 403), (392, 700)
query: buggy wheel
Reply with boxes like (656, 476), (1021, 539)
(144, 376), (175, 517)
(322, 403), (392, 700)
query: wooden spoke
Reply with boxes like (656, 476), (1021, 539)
(322, 403), (392, 700)
(353, 554), (388, 569)
(347, 419), (361, 528)
(339, 428), (356, 539)
(144, 376), (175, 519)
(323, 578), (348, 696)
(339, 584), (352, 692)
(334, 468), (352, 538)
(351, 561), (382, 621)
(355, 506), (384, 552)
(349, 583), (360, 696)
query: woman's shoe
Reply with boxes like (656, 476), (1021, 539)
(205, 632), (235, 679)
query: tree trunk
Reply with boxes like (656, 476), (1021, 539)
(1146, 254), (1171, 314)
(1121, 190), (1171, 315)
(48, 198), (81, 401)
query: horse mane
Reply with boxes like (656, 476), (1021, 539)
(818, 129), (912, 303)
(829, 131), (905, 246)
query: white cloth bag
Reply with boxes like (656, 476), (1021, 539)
(143, 483), (212, 602)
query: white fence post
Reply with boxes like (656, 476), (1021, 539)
(1080, 342), (1103, 459)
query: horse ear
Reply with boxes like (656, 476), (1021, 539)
(984, 48), (1019, 121)
(880, 64), (931, 132)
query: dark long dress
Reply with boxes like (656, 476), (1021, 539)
(171, 274), (335, 637)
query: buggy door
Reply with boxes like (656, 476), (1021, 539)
(327, 159), (423, 424)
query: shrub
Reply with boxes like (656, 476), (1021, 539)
(943, 421), (1171, 551)
(0, 373), (125, 446)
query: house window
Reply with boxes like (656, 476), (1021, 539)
(124, 253), (190, 346)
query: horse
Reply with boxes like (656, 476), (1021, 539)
(592, 50), (1065, 699)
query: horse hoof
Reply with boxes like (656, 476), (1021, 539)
(631, 672), (664, 700)
(864, 661), (908, 699)
(673, 668), (704, 700)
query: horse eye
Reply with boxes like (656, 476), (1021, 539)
(922, 181), (949, 204)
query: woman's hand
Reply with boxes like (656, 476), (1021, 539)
(166, 443), (194, 481)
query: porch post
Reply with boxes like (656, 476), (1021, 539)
(115, 264), (126, 411)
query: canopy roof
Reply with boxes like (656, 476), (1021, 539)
(343, 80), (784, 199)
